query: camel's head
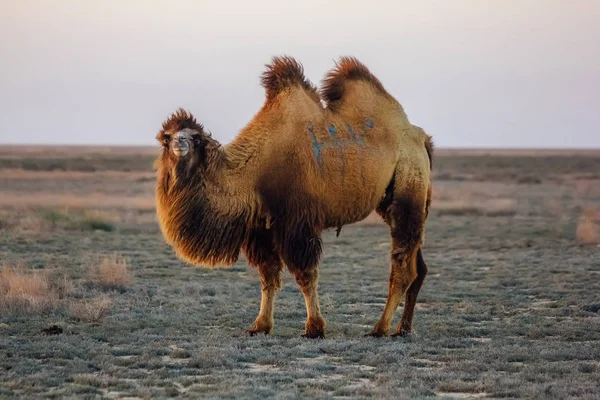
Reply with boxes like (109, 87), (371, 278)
(157, 108), (214, 164)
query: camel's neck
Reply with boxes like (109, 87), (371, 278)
(155, 152), (253, 267)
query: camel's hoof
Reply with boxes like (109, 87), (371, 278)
(246, 329), (268, 337)
(390, 330), (411, 338)
(246, 318), (273, 337)
(302, 318), (325, 339)
(301, 331), (325, 339)
(246, 325), (271, 336)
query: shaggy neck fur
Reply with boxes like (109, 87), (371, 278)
(155, 144), (250, 267)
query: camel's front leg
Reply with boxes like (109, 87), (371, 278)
(293, 268), (326, 338)
(248, 262), (283, 335)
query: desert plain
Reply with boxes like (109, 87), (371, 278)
(1, 146), (599, 399)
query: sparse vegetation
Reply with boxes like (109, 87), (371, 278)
(576, 207), (600, 245)
(39, 209), (116, 232)
(0, 266), (59, 315)
(0, 265), (119, 321)
(68, 296), (114, 323)
(0, 255), (131, 324)
(88, 253), (133, 290)
(0, 147), (598, 398)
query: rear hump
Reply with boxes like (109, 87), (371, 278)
(320, 56), (390, 111)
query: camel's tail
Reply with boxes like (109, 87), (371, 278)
(419, 126), (434, 219)
(411, 124), (434, 170)
(261, 55), (319, 103)
(320, 56), (390, 111)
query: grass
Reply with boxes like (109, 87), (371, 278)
(37, 209), (116, 232)
(0, 254), (132, 321)
(0, 148), (599, 398)
(0, 266), (59, 315)
(433, 198), (517, 218)
(88, 253), (133, 290)
(68, 296), (114, 323)
(576, 208), (600, 245)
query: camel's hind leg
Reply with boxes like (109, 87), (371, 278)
(369, 194), (426, 337)
(394, 247), (428, 336)
(242, 229), (283, 335)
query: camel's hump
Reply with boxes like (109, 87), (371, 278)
(320, 56), (389, 111)
(260, 55), (319, 102)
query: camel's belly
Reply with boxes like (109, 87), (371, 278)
(312, 140), (397, 227)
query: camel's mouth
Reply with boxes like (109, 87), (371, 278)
(171, 146), (189, 157)
(171, 132), (190, 157)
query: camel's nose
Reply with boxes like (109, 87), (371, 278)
(175, 133), (188, 146)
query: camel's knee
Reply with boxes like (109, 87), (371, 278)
(388, 197), (426, 256)
(416, 248), (428, 278)
(258, 263), (282, 291)
(292, 267), (318, 291)
(389, 256), (418, 288)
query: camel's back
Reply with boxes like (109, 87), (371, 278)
(258, 85), (427, 229)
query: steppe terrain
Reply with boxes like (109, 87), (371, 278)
(1, 146), (599, 399)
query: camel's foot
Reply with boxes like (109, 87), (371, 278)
(246, 317), (273, 336)
(366, 321), (390, 338)
(302, 317), (326, 339)
(391, 322), (413, 338)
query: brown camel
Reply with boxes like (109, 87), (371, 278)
(154, 56), (433, 338)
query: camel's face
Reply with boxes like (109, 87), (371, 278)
(159, 128), (204, 160)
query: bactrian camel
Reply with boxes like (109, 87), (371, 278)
(154, 56), (434, 338)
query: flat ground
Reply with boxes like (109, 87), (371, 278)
(1, 147), (599, 399)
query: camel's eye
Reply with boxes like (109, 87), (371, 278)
(160, 133), (171, 147)
(191, 133), (202, 146)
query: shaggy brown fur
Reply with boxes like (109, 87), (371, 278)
(261, 55), (321, 104)
(154, 55), (433, 338)
(321, 56), (390, 111)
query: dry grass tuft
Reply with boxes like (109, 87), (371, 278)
(0, 265), (115, 320)
(68, 296), (114, 323)
(15, 215), (52, 233)
(0, 266), (59, 314)
(576, 207), (600, 245)
(89, 254), (133, 290)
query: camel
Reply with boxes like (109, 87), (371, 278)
(154, 56), (433, 338)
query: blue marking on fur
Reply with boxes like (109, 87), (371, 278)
(345, 124), (364, 145)
(328, 124), (336, 136)
(307, 123), (323, 170)
(307, 121), (371, 175)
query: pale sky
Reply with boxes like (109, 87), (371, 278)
(0, 0), (598, 148)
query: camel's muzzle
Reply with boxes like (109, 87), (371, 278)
(172, 133), (190, 157)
